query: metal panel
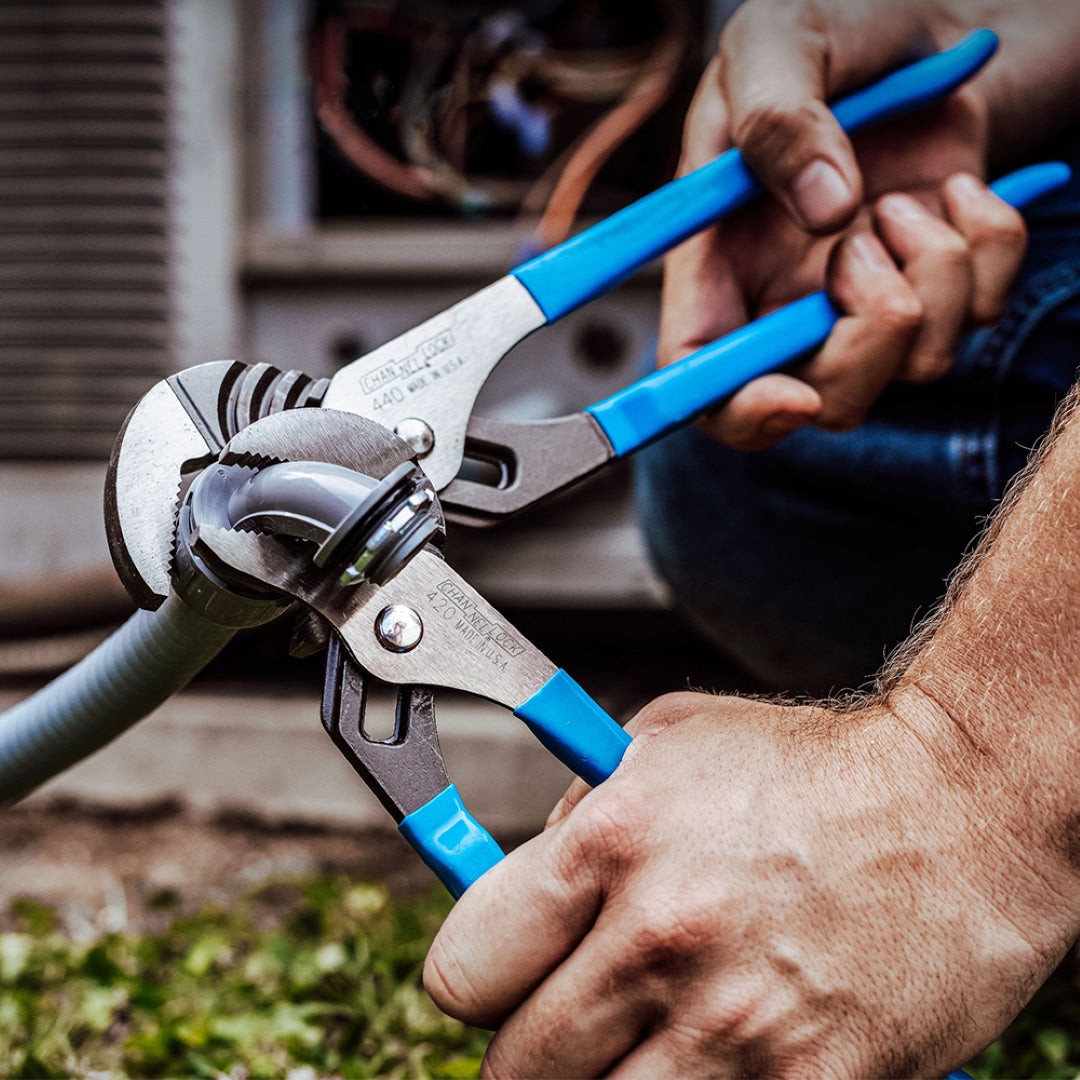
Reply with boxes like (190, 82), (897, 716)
(0, 0), (171, 459)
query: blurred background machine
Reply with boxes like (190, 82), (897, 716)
(244, 0), (709, 612)
(0, 0), (729, 825)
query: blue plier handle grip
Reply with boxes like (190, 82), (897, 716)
(588, 162), (1072, 456)
(511, 29), (999, 321)
(395, 676), (630, 898)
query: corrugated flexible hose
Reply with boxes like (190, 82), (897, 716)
(0, 454), (413, 806)
(0, 594), (236, 806)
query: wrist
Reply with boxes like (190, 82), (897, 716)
(884, 678), (1080, 962)
(872, 385), (1080, 971)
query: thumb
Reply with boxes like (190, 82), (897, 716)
(718, 8), (864, 233)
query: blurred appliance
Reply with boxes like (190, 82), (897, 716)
(243, 0), (706, 608)
(0, 0), (238, 633)
(0, 2), (170, 461)
(1, 0), (710, 638)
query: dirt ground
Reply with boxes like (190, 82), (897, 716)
(0, 800), (505, 939)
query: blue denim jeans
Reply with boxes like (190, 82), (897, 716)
(635, 144), (1080, 694)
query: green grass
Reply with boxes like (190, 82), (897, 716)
(0, 880), (490, 1079)
(1, 879), (1076, 1078)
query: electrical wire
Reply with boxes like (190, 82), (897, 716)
(310, 0), (692, 234)
(520, 27), (686, 253)
(0, 593), (236, 805)
(311, 12), (438, 203)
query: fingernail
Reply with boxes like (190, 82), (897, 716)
(850, 232), (894, 272)
(760, 412), (808, 438)
(881, 192), (931, 222)
(792, 160), (852, 229)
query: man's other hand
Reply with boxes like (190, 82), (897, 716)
(425, 691), (1067, 1078)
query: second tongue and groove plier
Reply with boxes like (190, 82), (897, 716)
(105, 27), (1070, 896)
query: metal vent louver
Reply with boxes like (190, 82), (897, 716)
(0, 1), (169, 459)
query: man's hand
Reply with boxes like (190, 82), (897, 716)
(662, 0), (1080, 450)
(424, 368), (1080, 1077)
(425, 692), (1075, 1078)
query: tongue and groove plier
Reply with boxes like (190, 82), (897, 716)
(104, 28), (1069, 896)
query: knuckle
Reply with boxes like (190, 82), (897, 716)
(661, 990), (787, 1067)
(544, 776), (592, 831)
(873, 291), (923, 335)
(631, 690), (703, 736)
(624, 900), (718, 973)
(983, 211), (1027, 250)
(904, 351), (953, 383)
(877, 198), (969, 259)
(944, 173), (1028, 251)
(816, 408), (865, 434)
(733, 101), (819, 162)
(969, 292), (1008, 326)
(967, 200), (1027, 249)
(543, 800), (568, 832)
(690, 1000), (764, 1049)
(556, 792), (646, 882)
(929, 229), (970, 267)
(698, 410), (766, 452)
(815, 392), (867, 433)
(731, 102), (786, 149)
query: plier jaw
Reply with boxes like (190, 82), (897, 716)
(105, 359), (329, 611)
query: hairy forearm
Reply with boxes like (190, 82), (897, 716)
(885, 382), (1080, 940)
(926, 0), (1080, 163)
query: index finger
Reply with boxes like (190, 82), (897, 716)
(423, 810), (611, 1027)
